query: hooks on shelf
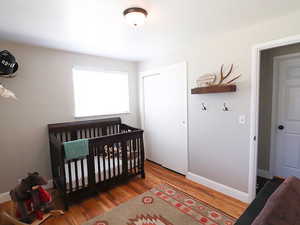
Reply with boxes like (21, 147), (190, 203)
(222, 102), (229, 111)
(200, 102), (230, 111)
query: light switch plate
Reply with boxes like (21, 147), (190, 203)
(239, 115), (246, 124)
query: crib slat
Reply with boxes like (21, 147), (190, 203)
(107, 145), (111, 179)
(140, 135), (145, 178)
(97, 147), (101, 182)
(112, 144), (116, 177)
(137, 138), (141, 174)
(134, 138), (137, 174)
(61, 150), (67, 192)
(103, 127), (107, 136)
(129, 140), (133, 174)
(132, 139), (135, 174)
(102, 148), (107, 181)
(117, 142), (120, 176)
(121, 139), (128, 177)
(136, 138), (139, 174)
(66, 132), (70, 141)
(132, 139), (135, 173)
(68, 161), (72, 192)
(75, 160), (79, 190)
(81, 159), (85, 187)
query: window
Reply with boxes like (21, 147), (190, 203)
(72, 68), (130, 117)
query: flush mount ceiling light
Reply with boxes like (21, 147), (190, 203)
(123, 7), (148, 27)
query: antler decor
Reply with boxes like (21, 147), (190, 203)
(192, 64), (241, 94)
(0, 84), (17, 99)
(217, 64), (241, 86)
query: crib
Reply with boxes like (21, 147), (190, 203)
(48, 117), (145, 209)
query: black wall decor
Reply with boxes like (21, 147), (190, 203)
(0, 50), (19, 77)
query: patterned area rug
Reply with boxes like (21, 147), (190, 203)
(83, 183), (236, 225)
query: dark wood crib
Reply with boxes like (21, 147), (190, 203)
(48, 117), (145, 209)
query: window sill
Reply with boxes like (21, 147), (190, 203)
(74, 112), (131, 119)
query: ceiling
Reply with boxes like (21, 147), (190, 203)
(1, 0), (300, 61)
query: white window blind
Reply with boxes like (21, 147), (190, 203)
(72, 68), (130, 117)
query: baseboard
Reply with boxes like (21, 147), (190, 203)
(187, 172), (250, 203)
(0, 192), (11, 204)
(0, 179), (53, 204)
(257, 169), (273, 179)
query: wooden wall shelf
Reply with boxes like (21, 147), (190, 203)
(191, 84), (236, 94)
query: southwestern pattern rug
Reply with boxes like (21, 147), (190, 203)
(83, 183), (236, 225)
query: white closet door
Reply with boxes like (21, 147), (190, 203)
(142, 62), (188, 174)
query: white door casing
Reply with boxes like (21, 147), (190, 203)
(140, 62), (188, 175)
(250, 35), (300, 203)
(274, 55), (300, 178)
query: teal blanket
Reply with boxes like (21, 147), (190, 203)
(63, 139), (89, 160)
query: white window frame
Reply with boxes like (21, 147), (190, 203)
(72, 66), (131, 118)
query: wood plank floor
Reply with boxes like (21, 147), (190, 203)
(1, 161), (248, 225)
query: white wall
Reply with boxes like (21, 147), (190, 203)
(0, 41), (139, 193)
(139, 10), (300, 194)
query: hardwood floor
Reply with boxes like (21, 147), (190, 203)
(0, 161), (248, 225)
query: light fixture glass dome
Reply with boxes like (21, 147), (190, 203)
(123, 7), (148, 27)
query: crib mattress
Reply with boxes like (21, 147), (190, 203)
(64, 156), (137, 191)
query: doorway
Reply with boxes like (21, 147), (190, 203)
(140, 62), (188, 175)
(256, 44), (300, 193)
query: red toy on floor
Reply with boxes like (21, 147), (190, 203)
(10, 172), (53, 224)
(16, 187), (52, 221)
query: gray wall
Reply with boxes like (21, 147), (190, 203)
(258, 43), (300, 171)
(139, 10), (300, 193)
(0, 41), (139, 193)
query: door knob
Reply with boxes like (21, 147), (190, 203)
(278, 125), (284, 130)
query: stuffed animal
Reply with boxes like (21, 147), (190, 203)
(10, 172), (52, 224)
